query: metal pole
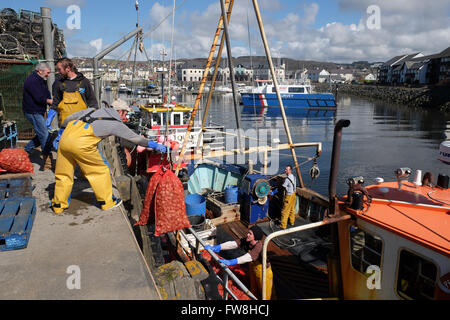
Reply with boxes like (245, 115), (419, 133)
(198, 0), (234, 151)
(188, 227), (257, 300)
(130, 35), (139, 94)
(328, 119), (351, 217)
(93, 27), (143, 105)
(41, 7), (55, 92)
(219, 0), (243, 152)
(261, 215), (352, 300)
(251, 0), (305, 188)
(174, 0), (231, 175)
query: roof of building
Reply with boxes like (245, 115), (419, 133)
(179, 61), (206, 69)
(328, 69), (354, 75)
(438, 46), (450, 58)
(383, 54), (408, 67)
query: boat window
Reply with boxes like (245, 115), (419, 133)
(396, 250), (437, 300)
(172, 113), (182, 126)
(350, 226), (383, 275)
(288, 87), (305, 93)
(152, 113), (161, 126)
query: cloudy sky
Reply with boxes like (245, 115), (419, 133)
(3, 0), (450, 63)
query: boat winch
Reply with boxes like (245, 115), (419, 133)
(345, 176), (371, 210)
(240, 174), (271, 224)
(395, 167), (412, 190)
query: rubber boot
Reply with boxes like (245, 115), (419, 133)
(42, 153), (54, 171)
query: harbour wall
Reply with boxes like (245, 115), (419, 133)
(315, 83), (450, 112)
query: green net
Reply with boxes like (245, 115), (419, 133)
(0, 60), (37, 135)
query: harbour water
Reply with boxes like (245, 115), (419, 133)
(108, 91), (450, 197)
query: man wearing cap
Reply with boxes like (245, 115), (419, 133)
(204, 226), (274, 300)
(111, 99), (131, 121)
(50, 100), (166, 214)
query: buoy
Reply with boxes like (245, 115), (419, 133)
(439, 141), (450, 164)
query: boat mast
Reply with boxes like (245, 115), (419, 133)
(251, 0), (305, 188)
(199, 0), (235, 151)
(219, 0), (243, 152)
(174, 0), (233, 175)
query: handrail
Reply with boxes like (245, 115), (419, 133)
(184, 227), (258, 300)
(261, 215), (352, 300)
(179, 232), (239, 300)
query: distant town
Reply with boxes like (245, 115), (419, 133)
(70, 45), (450, 87)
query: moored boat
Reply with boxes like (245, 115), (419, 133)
(241, 80), (337, 117)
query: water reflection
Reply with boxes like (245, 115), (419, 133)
(105, 91), (449, 196)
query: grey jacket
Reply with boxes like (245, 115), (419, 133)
(62, 107), (149, 146)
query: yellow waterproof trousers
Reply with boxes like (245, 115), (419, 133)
(57, 90), (87, 126)
(249, 261), (273, 300)
(280, 193), (296, 229)
(51, 119), (115, 214)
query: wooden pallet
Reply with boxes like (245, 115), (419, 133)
(0, 197), (36, 251)
(0, 175), (33, 199)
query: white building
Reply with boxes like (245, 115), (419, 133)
(364, 73), (377, 82)
(78, 67), (120, 82)
(253, 62), (285, 82)
(307, 69), (330, 82)
(178, 62), (205, 82)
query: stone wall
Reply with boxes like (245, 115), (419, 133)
(315, 83), (450, 112)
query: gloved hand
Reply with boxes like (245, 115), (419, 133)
(46, 109), (57, 131)
(53, 128), (64, 151)
(157, 144), (168, 153)
(204, 244), (221, 253)
(147, 140), (167, 153)
(219, 258), (238, 266)
(270, 188), (279, 196)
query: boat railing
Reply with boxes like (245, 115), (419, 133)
(260, 214), (352, 300)
(178, 227), (258, 300)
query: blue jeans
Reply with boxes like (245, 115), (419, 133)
(24, 112), (52, 156)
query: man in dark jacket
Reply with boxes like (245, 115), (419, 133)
(22, 62), (53, 170)
(46, 58), (97, 132)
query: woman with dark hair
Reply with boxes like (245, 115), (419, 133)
(205, 226), (274, 300)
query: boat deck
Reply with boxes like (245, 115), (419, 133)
(215, 218), (331, 299)
(0, 152), (160, 299)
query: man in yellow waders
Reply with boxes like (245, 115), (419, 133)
(46, 58), (97, 149)
(205, 226), (274, 300)
(279, 165), (297, 229)
(50, 102), (167, 214)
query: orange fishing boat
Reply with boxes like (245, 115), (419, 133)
(334, 162), (449, 300)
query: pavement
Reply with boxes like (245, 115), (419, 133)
(0, 149), (161, 299)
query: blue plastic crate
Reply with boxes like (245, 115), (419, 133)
(0, 197), (36, 252)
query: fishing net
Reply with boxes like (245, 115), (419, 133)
(135, 166), (191, 236)
(0, 60), (37, 133)
(0, 148), (34, 173)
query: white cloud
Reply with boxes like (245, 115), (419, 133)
(68, 0), (450, 64)
(45, 0), (85, 7)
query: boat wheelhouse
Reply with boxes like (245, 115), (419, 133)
(241, 80), (337, 117)
(336, 172), (450, 300)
